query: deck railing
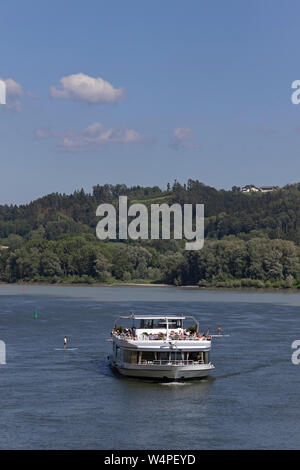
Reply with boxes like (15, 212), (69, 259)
(138, 336), (208, 342)
(112, 333), (210, 342)
(139, 359), (205, 366)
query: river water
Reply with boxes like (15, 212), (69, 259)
(0, 285), (299, 449)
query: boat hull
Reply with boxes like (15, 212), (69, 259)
(110, 360), (214, 381)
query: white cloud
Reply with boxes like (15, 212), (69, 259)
(0, 78), (22, 111)
(5, 78), (22, 97)
(36, 122), (147, 151)
(169, 127), (200, 150)
(35, 127), (58, 139)
(50, 73), (125, 104)
(0, 78), (38, 111)
(25, 90), (39, 99)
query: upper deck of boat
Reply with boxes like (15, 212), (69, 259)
(111, 314), (212, 347)
(111, 330), (211, 342)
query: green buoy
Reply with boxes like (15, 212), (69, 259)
(34, 308), (38, 319)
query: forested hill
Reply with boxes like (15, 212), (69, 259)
(1, 180), (300, 287)
(2, 180), (300, 242)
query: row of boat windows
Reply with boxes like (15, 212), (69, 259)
(140, 319), (183, 329)
(115, 347), (210, 364)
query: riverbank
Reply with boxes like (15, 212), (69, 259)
(1, 280), (300, 292)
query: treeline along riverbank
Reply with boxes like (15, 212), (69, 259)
(1, 180), (300, 288)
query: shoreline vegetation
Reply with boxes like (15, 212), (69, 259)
(2, 180), (300, 289)
(1, 280), (300, 291)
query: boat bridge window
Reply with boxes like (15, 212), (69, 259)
(140, 319), (182, 329)
(168, 319), (182, 329)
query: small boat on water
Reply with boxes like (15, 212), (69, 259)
(109, 314), (216, 381)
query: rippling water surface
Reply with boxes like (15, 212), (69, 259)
(0, 285), (299, 449)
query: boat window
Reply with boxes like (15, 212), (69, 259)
(170, 351), (182, 361)
(153, 319), (167, 328)
(139, 319), (182, 329)
(157, 352), (169, 361)
(140, 319), (153, 329)
(189, 352), (205, 362)
(123, 350), (138, 364)
(168, 319), (182, 329)
(140, 351), (155, 362)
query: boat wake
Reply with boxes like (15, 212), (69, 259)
(160, 381), (192, 386)
(54, 348), (79, 351)
(214, 359), (288, 380)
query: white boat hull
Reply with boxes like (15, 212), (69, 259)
(110, 360), (214, 380)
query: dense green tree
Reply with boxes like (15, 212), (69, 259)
(40, 250), (62, 277)
(94, 252), (112, 282)
(2, 181), (300, 287)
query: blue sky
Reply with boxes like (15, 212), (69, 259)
(1, 0), (300, 204)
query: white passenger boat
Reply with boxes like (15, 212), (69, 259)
(109, 315), (215, 381)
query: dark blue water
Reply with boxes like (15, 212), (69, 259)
(0, 285), (300, 449)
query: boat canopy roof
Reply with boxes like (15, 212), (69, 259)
(117, 315), (188, 320)
(113, 314), (200, 333)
